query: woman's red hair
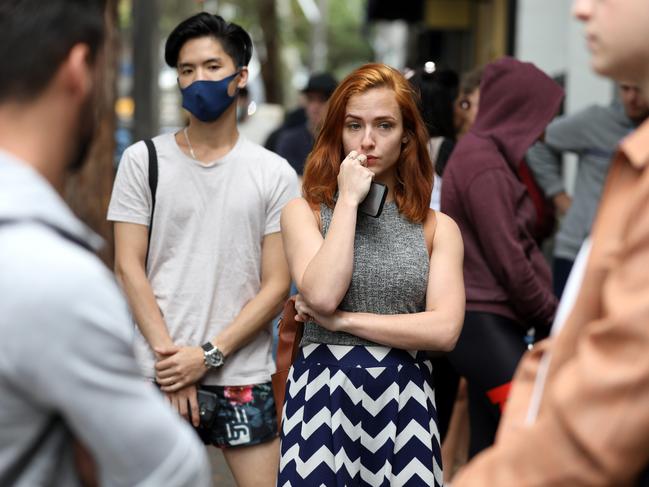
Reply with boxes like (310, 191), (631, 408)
(302, 63), (433, 223)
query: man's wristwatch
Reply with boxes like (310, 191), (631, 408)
(201, 342), (225, 369)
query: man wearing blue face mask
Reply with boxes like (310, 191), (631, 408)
(107, 12), (298, 486)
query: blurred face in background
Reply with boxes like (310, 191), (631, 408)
(573, 0), (649, 87)
(304, 91), (329, 133)
(454, 88), (480, 137)
(619, 83), (649, 123)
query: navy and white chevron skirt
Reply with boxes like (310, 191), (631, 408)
(278, 343), (443, 486)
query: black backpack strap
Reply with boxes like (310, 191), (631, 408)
(143, 139), (158, 269)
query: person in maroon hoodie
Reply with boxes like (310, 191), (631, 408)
(441, 57), (562, 457)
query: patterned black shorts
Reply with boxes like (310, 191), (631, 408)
(200, 381), (278, 448)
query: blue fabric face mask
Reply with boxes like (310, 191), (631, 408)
(180, 71), (239, 122)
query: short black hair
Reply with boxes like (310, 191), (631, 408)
(0, 0), (105, 103)
(302, 73), (338, 100)
(164, 13), (253, 69)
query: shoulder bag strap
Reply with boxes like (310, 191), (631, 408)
(0, 413), (61, 486)
(0, 218), (93, 253)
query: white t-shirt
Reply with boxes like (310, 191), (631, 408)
(428, 138), (443, 211)
(108, 133), (299, 386)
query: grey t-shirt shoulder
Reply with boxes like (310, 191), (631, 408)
(526, 103), (634, 260)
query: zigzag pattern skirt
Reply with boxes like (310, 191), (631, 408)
(278, 343), (443, 487)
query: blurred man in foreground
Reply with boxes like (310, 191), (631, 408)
(0, 1), (210, 485)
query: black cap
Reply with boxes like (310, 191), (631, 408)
(302, 72), (338, 99)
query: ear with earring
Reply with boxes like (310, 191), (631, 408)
(402, 137), (408, 144)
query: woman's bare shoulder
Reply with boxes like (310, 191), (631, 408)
(424, 209), (462, 253)
(433, 210), (460, 233)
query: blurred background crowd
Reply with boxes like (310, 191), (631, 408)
(71, 0), (614, 269)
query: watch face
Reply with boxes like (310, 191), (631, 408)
(205, 348), (224, 368)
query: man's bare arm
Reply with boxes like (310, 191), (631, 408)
(113, 222), (174, 351)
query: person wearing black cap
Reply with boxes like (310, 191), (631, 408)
(275, 72), (338, 176)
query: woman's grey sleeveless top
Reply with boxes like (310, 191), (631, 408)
(301, 201), (430, 347)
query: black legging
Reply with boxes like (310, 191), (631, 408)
(431, 356), (460, 442)
(448, 311), (528, 458)
(553, 256), (575, 299)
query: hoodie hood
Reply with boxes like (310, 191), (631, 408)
(472, 57), (564, 169)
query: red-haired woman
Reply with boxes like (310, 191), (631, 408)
(278, 63), (465, 486)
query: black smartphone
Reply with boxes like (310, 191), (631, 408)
(358, 182), (388, 218)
